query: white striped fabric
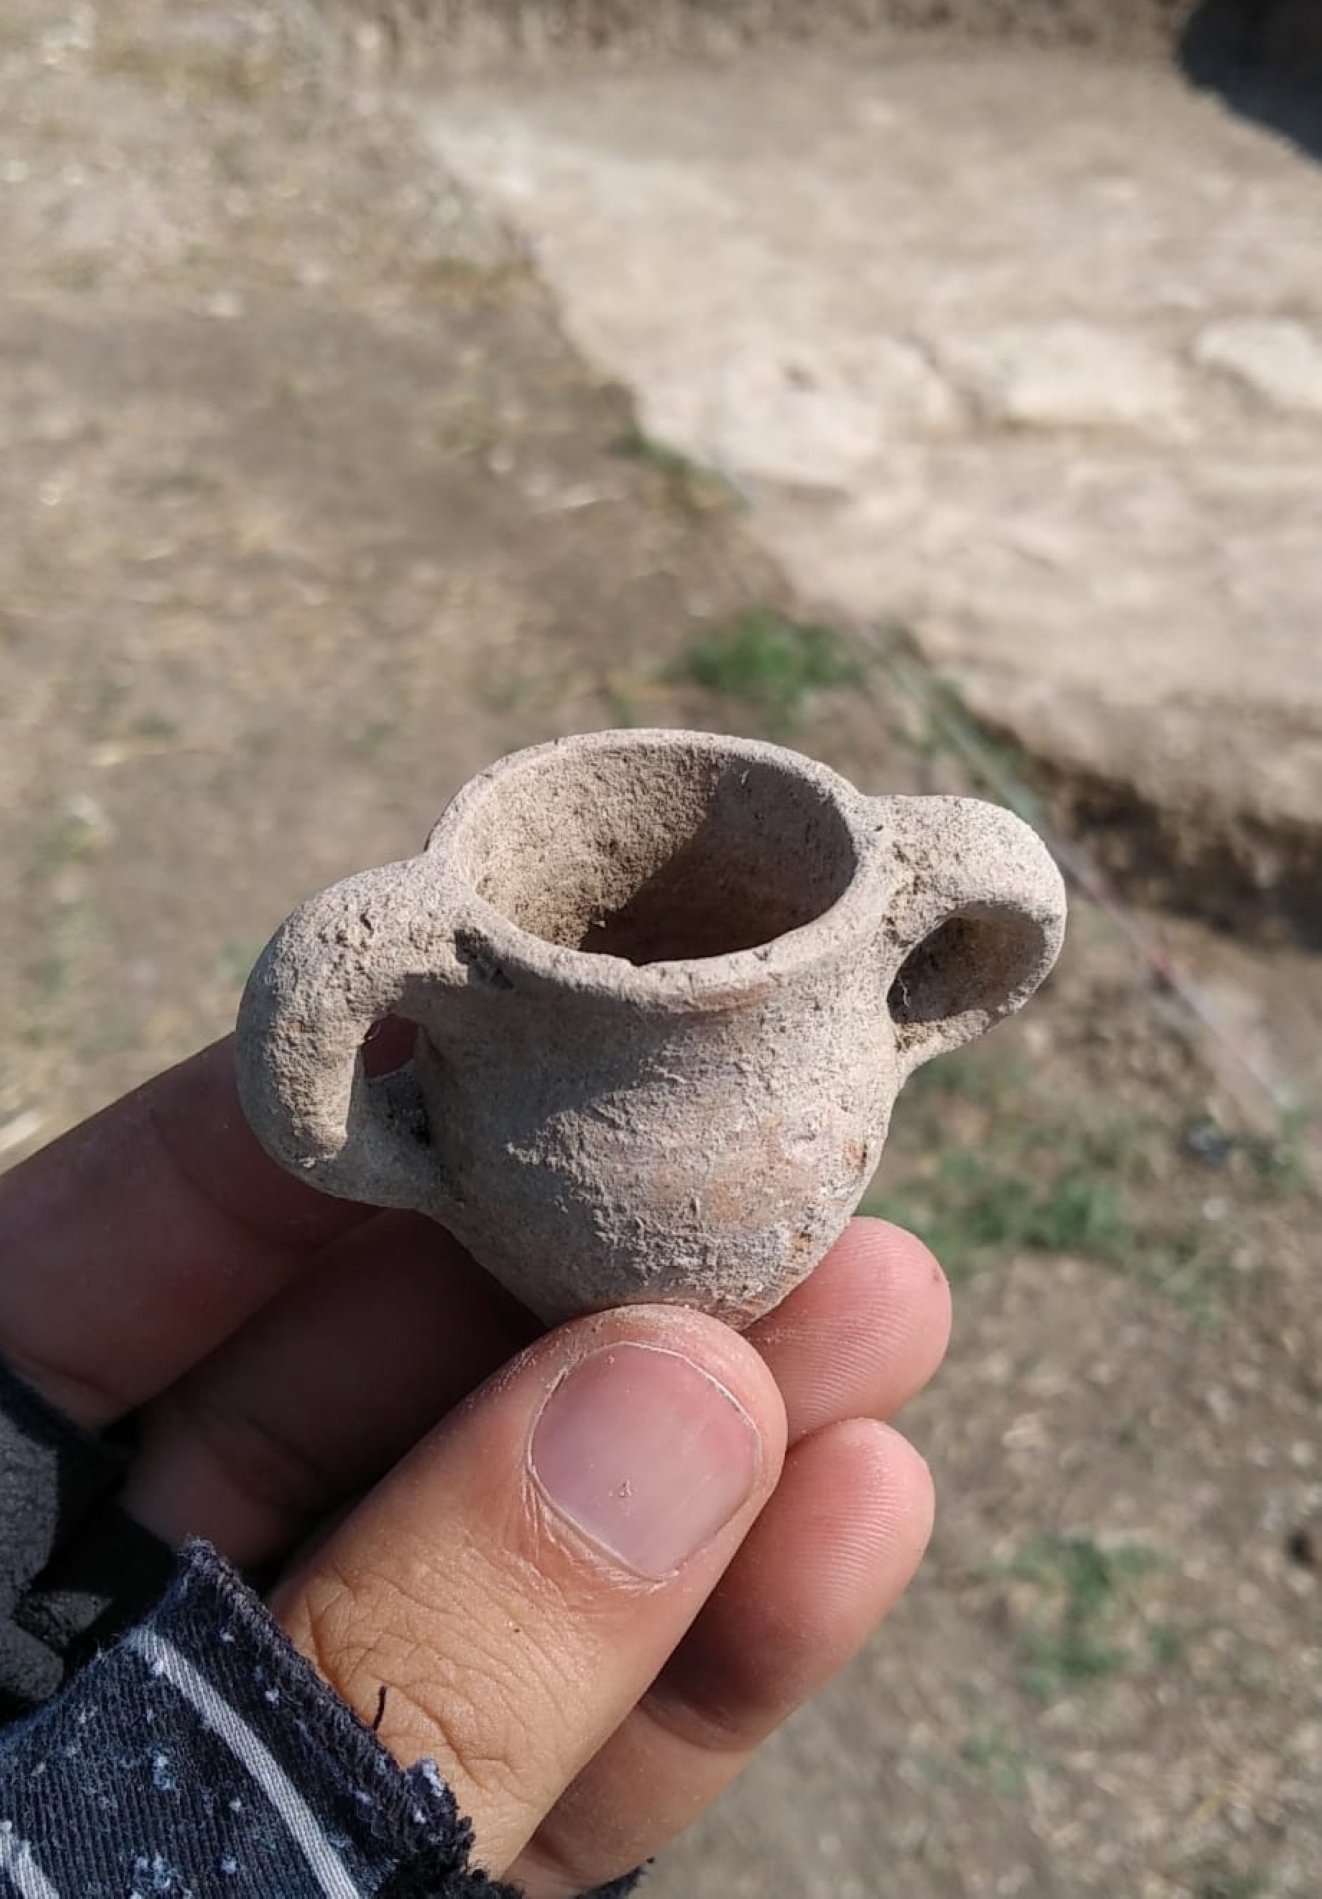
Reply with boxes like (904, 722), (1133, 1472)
(0, 1821), (60, 1899)
(125, 1627), (361, 1899)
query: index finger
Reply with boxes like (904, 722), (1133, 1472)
(0, 1038), (375, 1429)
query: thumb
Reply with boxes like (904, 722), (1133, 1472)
(269, 1305), (787, 1876)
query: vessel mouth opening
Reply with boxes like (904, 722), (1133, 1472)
(459, 737), (859, 965)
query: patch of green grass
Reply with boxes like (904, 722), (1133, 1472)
(20, 902), (96, 1040)
(599, 684), (642, 728)
(614, 424), (701, 484)
(869, 1133), (1134, 1284)
(923, 676), (1033, 782)
(28, 809), (106, 883)
(136, 468), (222, 503)
(351, 719), (396, 759)
(1026, 1168), (1130, 1255)
(217, 940), (263, 992)
(128, 711), (182, 742)
(612, 423), (740, 514)
(87, 1018), (140, 1060)
(1147, 1622), (1185, 1667)
(957, 1725), (1032, 1798)
(901, 1043), (1029, 1109)
(476, 669), (542, 715)
(1189, 1868), (1267, 1899)
(870, 1091), (1230, 1315)
(992, 1534), (1167, 1702)
(27, 948), (73, 1006)
(1139, 1239), (1228, 1324)
(879, 632), (1039, 793)
(676, 609), (861, 730)
(1244, 1105), (1311, 1194)
(50, 255), (107, 294)
(909, 1748), (955, 1788)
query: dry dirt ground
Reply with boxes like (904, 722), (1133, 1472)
(0, 7), (1319, 1898)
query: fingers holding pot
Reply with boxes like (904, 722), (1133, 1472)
(268, 1305), (788, 1879)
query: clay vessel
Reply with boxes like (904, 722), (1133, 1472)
(236, 729), (1066, 1326)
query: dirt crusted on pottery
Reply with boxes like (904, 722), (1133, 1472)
(236, 729), (1066, 1326)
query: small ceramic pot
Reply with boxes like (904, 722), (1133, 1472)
(236, 729), (1066, 1326)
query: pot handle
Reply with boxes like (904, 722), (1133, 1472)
(234, 857), (462, 1217)
(870, 795), (1067, 1081)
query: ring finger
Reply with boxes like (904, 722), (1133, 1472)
(122, 1210), (534, 1563)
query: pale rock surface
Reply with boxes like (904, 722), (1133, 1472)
(426, 47), (1322, 899)
(1193, 316), (1322, 417)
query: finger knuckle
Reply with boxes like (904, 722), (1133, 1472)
(160, 1381), (337, 1523)
(286, 1547), (578, 1832)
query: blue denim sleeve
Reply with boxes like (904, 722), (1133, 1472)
(1, 1541), (642, 1898)
(0, 1363), (641, 1899)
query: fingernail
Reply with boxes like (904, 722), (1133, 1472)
(529, 1342), (761, 1580)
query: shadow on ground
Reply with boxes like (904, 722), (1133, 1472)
(1182, 0), (1322, 160)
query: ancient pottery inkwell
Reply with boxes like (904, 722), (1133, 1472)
(236, 729), (1066, 1326)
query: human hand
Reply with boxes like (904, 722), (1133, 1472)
(0, 1040), (949, 1896)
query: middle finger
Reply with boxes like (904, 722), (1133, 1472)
(746, 1216), (951, 1441)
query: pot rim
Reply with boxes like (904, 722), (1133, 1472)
(423, 727), (889, 1010)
